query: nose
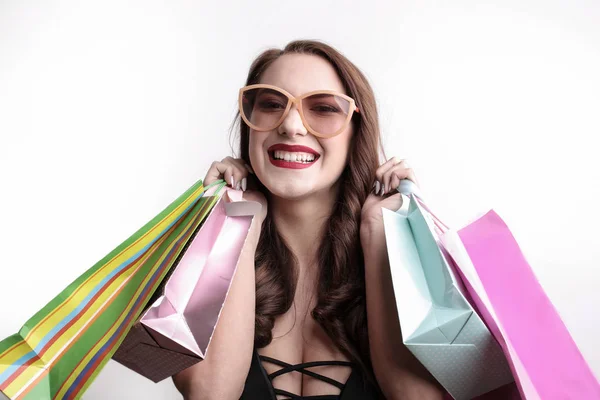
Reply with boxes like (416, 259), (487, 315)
(277, 104), (308, 138)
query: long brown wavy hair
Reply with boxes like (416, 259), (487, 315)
(234, 40), (383, 385)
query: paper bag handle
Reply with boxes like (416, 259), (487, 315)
(223, 189), (262, 217)
(397, 179), (449, 233)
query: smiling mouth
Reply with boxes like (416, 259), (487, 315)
(269, 150), (319, 164)
(267, 150), (320, 169)
(266, 144), (321, 169)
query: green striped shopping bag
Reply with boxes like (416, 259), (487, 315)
(0, 179), (226, 399)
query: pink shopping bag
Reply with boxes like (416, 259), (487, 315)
(441, 210), (600, 399)
(113, 188), (261, 382)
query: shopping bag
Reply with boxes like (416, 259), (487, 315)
(0, 179), (223, 400)
(382, 194), (514, 400)
(112, 188), (261, 382)
(441, 210), (600, 400)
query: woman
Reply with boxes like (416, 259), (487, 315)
(172, 40), (444, 400)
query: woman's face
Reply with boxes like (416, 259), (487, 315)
(248, 54), (354, 200)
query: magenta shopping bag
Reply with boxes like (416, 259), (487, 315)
(441, 211), (600, 400)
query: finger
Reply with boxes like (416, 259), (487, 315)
(371, 180), (380, 195)
(375, 156), (402, 193)
(205, 158), (250, 189)
(377, 158), (403, 195)
(204, 161), (232, 186)
(383, 163), (418, 195)
(205, 162), (239, 189)
(380, 163), (400, 195)
(403, 160), (419, 186)
(223, 165), (237, 188)
(389, 172), (402, 195)
(380, 156), (402, 170)
(225, 158), (251, 190)
(386, 160), (410, 194)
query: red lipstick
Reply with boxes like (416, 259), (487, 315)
(267, 143), (320, 170)
(267, 144), (319, 155)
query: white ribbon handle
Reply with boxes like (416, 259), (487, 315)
(396, 179), (423, 199)
(397, 179), (449, 234)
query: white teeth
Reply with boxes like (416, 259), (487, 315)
(272, 151), (316, 163)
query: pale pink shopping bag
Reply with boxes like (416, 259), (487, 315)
(441, 211), (600, 400)
(113, 188), (261, 382)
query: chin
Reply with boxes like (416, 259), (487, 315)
(261, 177), (319, 200)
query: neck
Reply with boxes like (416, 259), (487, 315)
(268, 186), (338, 270)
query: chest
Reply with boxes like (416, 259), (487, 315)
(256, 285), (353, 398)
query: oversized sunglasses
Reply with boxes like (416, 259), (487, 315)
(238, 84), (360, 138)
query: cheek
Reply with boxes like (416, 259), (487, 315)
(247, 132), (263, 163)
(247, 131), (272, 180)
(321, 131), (353, 166)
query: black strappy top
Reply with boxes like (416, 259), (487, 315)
(240, 348), (380, 399)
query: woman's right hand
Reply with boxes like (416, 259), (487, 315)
(204, 157), (268, 223)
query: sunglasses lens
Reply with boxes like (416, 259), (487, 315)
(241, 88), (289, 131)
(302, 94), (352, 137)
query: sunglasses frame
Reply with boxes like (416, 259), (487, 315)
(238, 84), (360, 138)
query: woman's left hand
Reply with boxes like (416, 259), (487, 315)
(360, 157), (419, 240)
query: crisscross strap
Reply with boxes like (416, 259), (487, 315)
(259, 355), (353, 399)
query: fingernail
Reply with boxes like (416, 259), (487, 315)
(381, 184), (386, 196)
(230, 177), (235, 187)
(375, 181), (380, 194)
(236, 181), (241, 190)
(241, 178), (247, 191)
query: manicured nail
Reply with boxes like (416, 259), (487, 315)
(230, 176), (235, 187)
(375, 181), (380, 194)
(236, 181), (241, 190)
(241, 178), (247, 191)
(380, 184), (386, 196)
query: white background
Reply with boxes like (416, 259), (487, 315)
(1, 1), (599, 399)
